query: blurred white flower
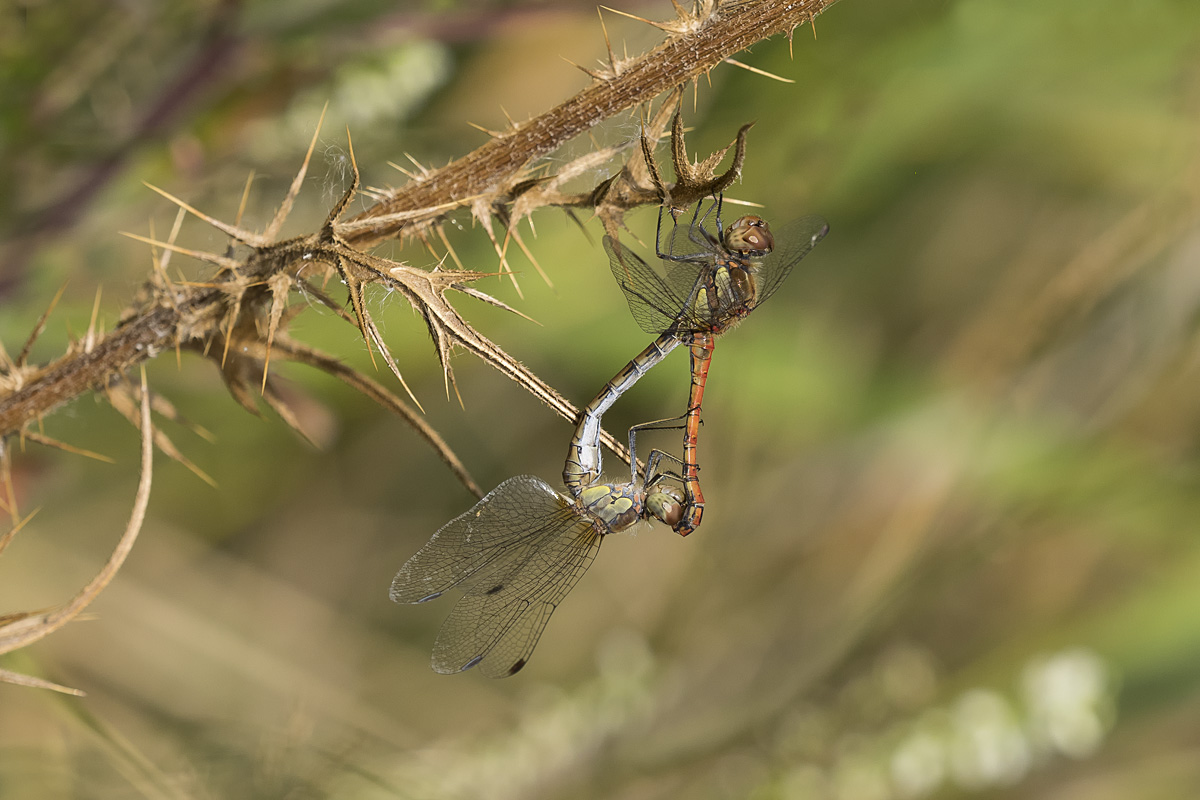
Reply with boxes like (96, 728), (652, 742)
(948, 689), (1030, 789)
(890, 728), (945, 798)
(1022, 648), (1111, 758)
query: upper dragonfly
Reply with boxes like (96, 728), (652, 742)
(605, 196), (829, 535)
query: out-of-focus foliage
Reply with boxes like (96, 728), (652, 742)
(3, 0), (1200, 798)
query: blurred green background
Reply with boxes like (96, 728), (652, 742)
(3, 0), (1200, 797)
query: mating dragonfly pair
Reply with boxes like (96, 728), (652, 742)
(391, 196), (828, 677)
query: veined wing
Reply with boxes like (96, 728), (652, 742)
(390, 475), (602, 678)
(751, 214), (829, 310)
(664, 207), (722, 261)
(604, 234), (711, 335)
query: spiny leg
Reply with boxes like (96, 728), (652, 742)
(626, 411), (691, 483)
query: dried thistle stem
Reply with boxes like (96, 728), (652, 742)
(345, 0), (830, 246)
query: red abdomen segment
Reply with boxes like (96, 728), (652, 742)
(675, 332), (714, 536)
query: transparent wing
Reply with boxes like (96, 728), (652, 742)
(663, 204), (723, 262)
(436, 515), (600, 678)
(751, 214), (829, 309)
(390, 475), (602, 678)
(390, 475), (571, 604)
(605, 234), (712, 335)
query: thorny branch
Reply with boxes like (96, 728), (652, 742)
(343, 0), (830, 246)
(0, 0), (829, 502)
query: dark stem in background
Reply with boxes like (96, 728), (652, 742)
(0, 0), (243, 297)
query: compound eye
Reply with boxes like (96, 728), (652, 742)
(660, 499), (683, 528)
(646, 488), (683, 527)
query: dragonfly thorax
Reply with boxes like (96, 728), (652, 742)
(577, 482), (643, 532)
(577, 480), (684, 533)
(691, 260), (757, 331)
(685, 216), (777, 331)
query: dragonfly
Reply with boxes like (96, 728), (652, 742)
(391, 357), (687, 678)
(605, 195), (829, 535)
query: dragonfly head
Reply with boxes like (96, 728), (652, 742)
(645, 485), (684, 528)
(725, 215), (774, 256)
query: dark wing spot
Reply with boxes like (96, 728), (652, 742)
(485, 583), (504, 595)
(507, 658), (528, 676)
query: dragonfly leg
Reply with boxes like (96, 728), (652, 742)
(639, 447), (685, 528)
(627, 412), (692, 483)
(629, 416), (704, 537)
(686, 195), (721, 252)
(656, 200), (718, 263)
(653, 203), (681, 261)
(642, 447), (684, 484)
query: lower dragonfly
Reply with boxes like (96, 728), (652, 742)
(390, 344), (687, 678)
(605, 195), (829, 535)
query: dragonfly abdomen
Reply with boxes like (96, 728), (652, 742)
(562, 332), (681, 496)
